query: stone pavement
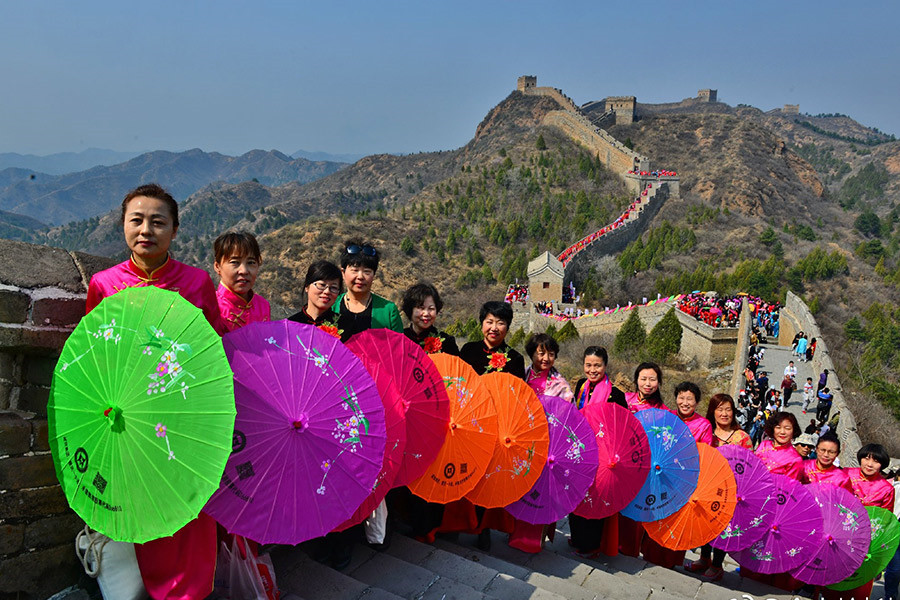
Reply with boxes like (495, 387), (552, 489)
(270, 518), (805, 600)
(755, 342), (824, 436)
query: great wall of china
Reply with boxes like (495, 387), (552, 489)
(0, 78), (881, 598)
(514, 75), (873, 474)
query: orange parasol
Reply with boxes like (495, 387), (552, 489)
(644, 443), (737, 551)
(408, 355), (498, 504)
(465, 372), (550, 509)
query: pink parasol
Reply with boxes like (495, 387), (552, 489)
(204, 321), (386, 544)
(733, 474), (823, 574)
(789, 483), (871, 586)
(344, 329), (450, 487)
(710, 445), (778, 552)
(505, 395), (598, 524)
(573, 402), (651, 520)
(333, 360), (405, 530)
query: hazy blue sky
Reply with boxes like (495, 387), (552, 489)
(1, 1), (897, 156)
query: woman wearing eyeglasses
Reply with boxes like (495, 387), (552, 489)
(288, 260), (344, 337)
(334, 239), (403, 341)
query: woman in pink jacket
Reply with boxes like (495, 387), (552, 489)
(86, 183), (222, 600)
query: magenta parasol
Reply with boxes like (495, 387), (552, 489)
(710, 445), (778, 552)
(505, 395), (598, 524)
(573, 401), (651, 520)
(204, 321), (386, 544)
(733, 474), (823, 574)
(789, 483), (871, 586)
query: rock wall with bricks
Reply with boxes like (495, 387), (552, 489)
(0, 239), (116, 599)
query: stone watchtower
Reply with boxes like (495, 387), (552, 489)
(527, 251), (564, 303)
(517, 75), (537, 92)
(783, 104), (800, 114)
(698, 89), (718, 103)
(605, 96), (636, 125)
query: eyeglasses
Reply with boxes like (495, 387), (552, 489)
(312, 281), (340, 295)
(817, 448), (839, 456)
(346, 244), (377, 257)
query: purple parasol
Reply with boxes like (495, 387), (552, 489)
(710, 445), (778, 552)
(733, 474), (823, 574)
(204, 321), (386, 544)
(505, 395), (598, 525)
(790, 483), (871, 586)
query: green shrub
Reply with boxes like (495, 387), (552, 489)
(647, 309), (683, 363)
(614, 309), (647, 355)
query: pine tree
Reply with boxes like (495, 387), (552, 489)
(536, 134), (547, 151)
(614, 309), (647, 355)
(556, 321), (580, 342)
(647, 309), (683, 363)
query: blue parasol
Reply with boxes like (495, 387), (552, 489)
(620, 408), (700, 522)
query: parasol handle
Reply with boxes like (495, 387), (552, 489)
(292, 415), (309, 432)
(103, 406), (122, 429)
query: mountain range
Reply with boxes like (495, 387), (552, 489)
(0, 149), (346, 226)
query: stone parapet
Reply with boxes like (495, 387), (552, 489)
(0, 239), (115, 599)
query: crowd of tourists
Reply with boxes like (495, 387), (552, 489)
(504, 283), (529, 305)
(71, 182), (898, 600)
(558, 192), (650, 266)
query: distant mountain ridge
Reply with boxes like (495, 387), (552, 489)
(0, 148), (142, 175)
(291, 149), (366, 164)
(0, 148), (347, 226)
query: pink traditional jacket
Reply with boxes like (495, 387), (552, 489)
(847, 468), (896, 509)
(680, 411), (713, 445)
(216, 283), (270, 333)
(801, 461), (852, 492)
(624, 392), (674, 414)
(755, 439), (803, 480)
(87, 256), (222, 333)
(86, 255), (222, 599)
(525, 367), (574, 402)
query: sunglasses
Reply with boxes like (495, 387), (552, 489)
(346, 244), (377, 257)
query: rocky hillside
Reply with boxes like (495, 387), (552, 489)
(0, 149), (346, 226)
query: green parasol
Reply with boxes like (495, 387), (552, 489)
(49, 286), (235, 543)
(827, 505), (900, 591)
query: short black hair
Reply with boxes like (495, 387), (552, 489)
(763, 411), (801, 440)
(674, 381), (701, 404)
(400, 283), (443, 319)
(303, 260), (343, 290)
(121, 183), (179, 229)
(633, 362), (663, 407)
(857, 443), (890, 472)
(214, 231), (261, 263)
(340, 238), (380, 272)
(583, 346), (608, 366)
(479, 301), (513, 325)
(525, 333), (559, 359)
(817, 431), (841, 452)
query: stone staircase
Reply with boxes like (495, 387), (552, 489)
(270, 519), (803, 600)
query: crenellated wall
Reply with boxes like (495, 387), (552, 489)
(0, 239), (116, 599)
(563, 181), (670, 287)
(542, 110), (651, 174)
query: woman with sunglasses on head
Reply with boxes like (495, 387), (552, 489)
(288, 260), (343, 336)
(400, 282), (458, 355)
(334, 239), (403, 341)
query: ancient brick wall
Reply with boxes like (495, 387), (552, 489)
(542, 110), (650, 173)
(563, 182), (670, 287)
(0, 239), (115, 599)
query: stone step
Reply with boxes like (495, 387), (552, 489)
(271, 523), (807, 600)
